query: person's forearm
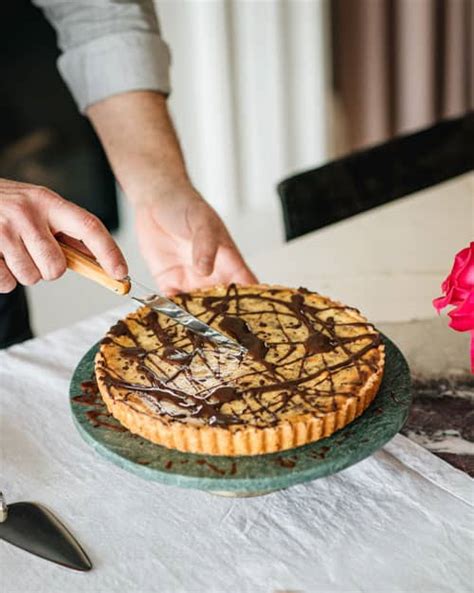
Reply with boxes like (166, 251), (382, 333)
(86, 91), (194, 205)
(86, 89), (257, 289)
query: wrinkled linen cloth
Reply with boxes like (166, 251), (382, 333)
(1, 305), (473, 593)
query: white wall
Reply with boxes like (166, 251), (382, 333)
(156, 0), (330, 215)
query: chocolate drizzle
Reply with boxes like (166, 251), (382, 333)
(72, 380), (127, 432)
(219, 316), (269, 361)
(97, 284), (382, 429)
(162, 347), (194, 366)
(100, 371), (241, 426)
(305, 332), (337, 355)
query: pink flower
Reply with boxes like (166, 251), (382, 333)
(433, 242), (474, 371)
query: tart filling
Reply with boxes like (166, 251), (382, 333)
(95, 284), (385, 455)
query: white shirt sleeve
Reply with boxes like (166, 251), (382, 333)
(32, 0), (171, 113)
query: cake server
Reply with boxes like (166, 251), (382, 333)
(0, 491), (92, 571)
(58, 240), (246, 353)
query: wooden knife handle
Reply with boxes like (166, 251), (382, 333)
(58, 239), (131, 295)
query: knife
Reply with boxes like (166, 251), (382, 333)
(58, 240), (245, 353)
(0, 491), (92, 571)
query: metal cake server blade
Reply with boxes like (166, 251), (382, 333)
(129, 280), (244, 352)
(0, 492), (92, 571)
(59, 239), (246, 354)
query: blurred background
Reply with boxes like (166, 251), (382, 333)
(1, 0), (472, 336)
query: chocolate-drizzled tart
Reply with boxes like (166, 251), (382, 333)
(95, 285), (384, 456)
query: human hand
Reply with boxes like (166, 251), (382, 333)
(86, 92), (256, 294)
(135, 189), (257, 294)
(0, 178), (127, 293)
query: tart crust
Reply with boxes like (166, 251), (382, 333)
(95, 284), (385, 456)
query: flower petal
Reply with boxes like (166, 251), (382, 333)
(457, 245), (474, 288)
(433, 292), (452, 313)
(434, 243), (474, 314)
(448, 292), (474, 332)
(451, 285), (472, 305)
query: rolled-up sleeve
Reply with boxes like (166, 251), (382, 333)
(33, 0), (171, 112)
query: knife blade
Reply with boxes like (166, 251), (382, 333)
(59, 240), (245, 354)
(129, 280), (245, 352)
(0, 492), (92, 571)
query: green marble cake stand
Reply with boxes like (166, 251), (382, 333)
(70, 334), (411, 497)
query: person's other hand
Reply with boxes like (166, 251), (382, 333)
(135, 189), (257, 294)
(0, 178), (127, 293)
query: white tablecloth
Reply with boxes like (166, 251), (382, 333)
(1, 306), (473, 593)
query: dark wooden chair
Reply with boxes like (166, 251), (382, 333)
(277, 113), (473, 241)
